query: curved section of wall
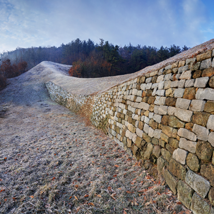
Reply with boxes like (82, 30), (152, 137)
(46, 41), (214, 214)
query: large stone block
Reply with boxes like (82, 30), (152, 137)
(178, 128), (197, 141)
(179, 138), (197, 153)
(196, 88), (214, 101)
(175, 108), (193, 122)
(161, 125), (173, 137)
(209, 187), (214, 206)
(207, 115), (214, 130)
(161, 148), (171, 162)
(156, 75), (164, 83)
(209, 76), (214, 88)
(152, 145), (161, 158)
(157, 156), (166, 173)
(194, 77), (209, 88)
(169, 158), (186, 180)
(144, 143), (153, 160)
(177, 180), (194, 209)
(185, 79), (195, 87)
(193, 124), (209, 141)
(204, 101), (214, 113)
(183, 87), (196, 100)
(191, 193), (211, 214)
(174, 88), (185, 98)
(168, 116), (185, 128)
(202, 67), (214, 77)
(201, 163), (214, 187)
(162, 167), (178, 194)
(186, 153), (200, 172)
(196, 50), (212, 61)
(153, 129), (162, 139)
(185, 170), (210, 198)
(179, 70), (192, 80)
(175, 98), (191, 110)
(153, 114), (162, 123)
(165, 97), (176, 106)
(189, 99), (205, 111)
(208, 132), (214, 147)
(169, 137), (179, 149)
(193, 70), (202, 78)
(137, 102), (150, 110)
(172, 148), (187, 165)
(196, 140), (213, 162)
(200, 58), (212, 69)
(136, 128), (143, 138)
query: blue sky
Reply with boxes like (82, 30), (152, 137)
(0, 0), (214, 53)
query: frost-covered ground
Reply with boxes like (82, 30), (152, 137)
(0, 62), (191, 213)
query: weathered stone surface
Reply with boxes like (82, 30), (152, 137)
(147, 96), (155, 104)
(186, 153), (200, 172)
(201, 163), (214, 187)
(161, 148), (171, 162)
(202, 67), (214, 77)
(144, 143), (153, 160)
(148, 127), (154, 138)
(174, 88), (185, 98)
(186, 58), (196, 65)
(137, 102), (150, 110)
(183, 87), (196, 100)
(172, 148), (187, 165)
(207, 115), (214, 130)
(177, 180), (194, 209)
(193, 70), (202, 78)
(158, 105), (168, 115)
(159, 139), (165, 147)
(194, 77), (209, 88)
(162, 167), (178, 194)
(169, 138), (179, 149)
(190, 62), (200, 71)
(168, 106), (176, 116)
(169, 158), (186, 180)
(165, 88), (174, 97)
(204, 101), (214, 113)
(175, 108), (193, 122)
(176, 98), (191, 110)
(128, 123), (136, 133)
(142, 133), (151, 143)
(178, 128), (197, 141)
(209, 76), (214, 88)
(197, 50), (212, 61)
(161, 115), (169, 125)
(178, 65), (189, 73)
(185, 79), (195, 87)
(168, 116), (185, 128)
(153, 114), (162, 123)
(161, 132), (169, 143)
(152, 137), (159, 145)
(200, 58), (212, 69)
(196, 88), (214, 101)
(165, 97), (176, 107)
(157, 156), (166, 174)
(134, 136), (142, 148)
(156, 75), (164, 83)
(179, 61), (186, 67)
(208, 132), (214, 147)
(185, 170), (210, 198)
(208, 187), (214, 206)
(162, 125), (173, 137)
(191, 193), (211, 214)
(149, 119), (157, 130)
(179, 138), (197, 153)
(179, 70), (192, 80)
(136, 128), (143, 138)
(153, 129), (162, 139)
(152, 145), (161, 158)
(185, 122), (194, 131)
(138, 121), (144, 130)
(196, 140), (213, 162)
(189, 99), (205, 111)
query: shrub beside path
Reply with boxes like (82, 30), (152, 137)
(0, 62), (191, 213)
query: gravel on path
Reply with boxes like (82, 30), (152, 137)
(0, 62), (191, 213)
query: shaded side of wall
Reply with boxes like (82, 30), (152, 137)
(46, 49), (214, 214)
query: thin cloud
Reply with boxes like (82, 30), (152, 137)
(0, 0), (212, 53)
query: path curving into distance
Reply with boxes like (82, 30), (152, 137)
(0, 61), (191, 213)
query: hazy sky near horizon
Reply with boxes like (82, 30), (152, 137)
(0, 0), (214, 53)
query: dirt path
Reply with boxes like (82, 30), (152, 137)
(0, 62), (191, 213)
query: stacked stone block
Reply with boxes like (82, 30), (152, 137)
(46, 49), (214, 214)
(90, 50), (214, 214)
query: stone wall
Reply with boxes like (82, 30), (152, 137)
(46, 46), (214, 213)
